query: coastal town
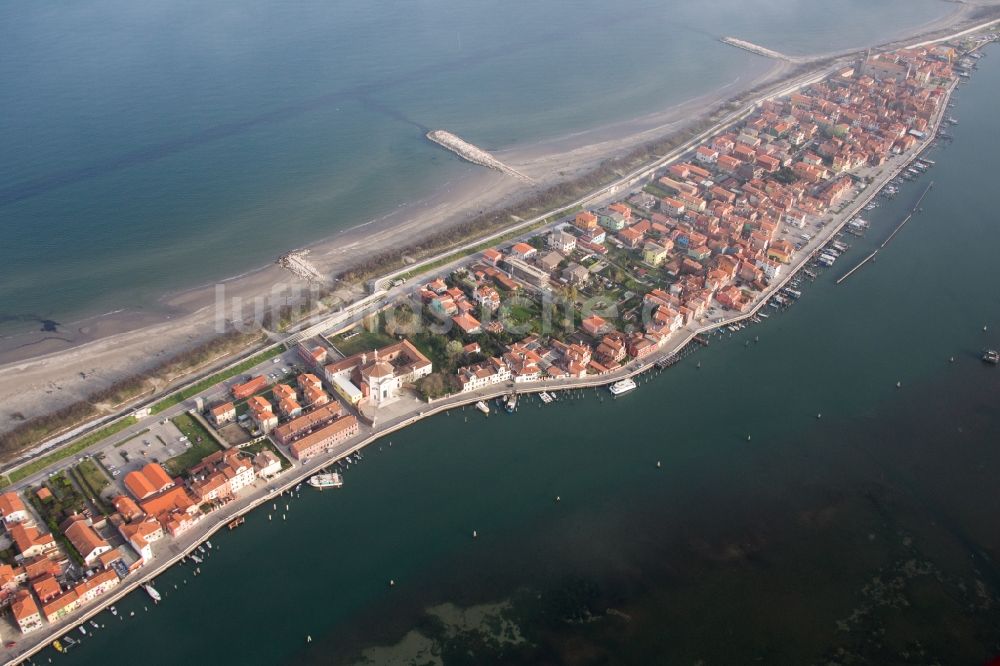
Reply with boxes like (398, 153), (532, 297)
(0, 32), (994, 664)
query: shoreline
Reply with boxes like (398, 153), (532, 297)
(0, 9), (996, 437)
(0, 76), (961, 660)
(0, 20), (984, 665)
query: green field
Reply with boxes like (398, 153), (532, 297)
(163, 414), (224, 476)
(4, 416), (138, 487)
(329, 327), (397, 357)
(75, 458), (111, 497)
(150, 347), (283, 415)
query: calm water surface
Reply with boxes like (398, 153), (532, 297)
(50, 43), (1000, 665)
(0, 0), (953, 332)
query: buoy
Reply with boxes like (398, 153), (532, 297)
(816, 413), (822, 419)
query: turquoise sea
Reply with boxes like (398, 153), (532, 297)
(0, 0), (954, 335)
(43, 39), (1000, 665)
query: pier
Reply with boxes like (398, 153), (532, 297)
(426, 130), (535, 184)
(720, 37), (798, 62)
(836, 181), (934, 285)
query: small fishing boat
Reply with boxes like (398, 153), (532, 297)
(79, 626), (87, 636)
(307, 472), (344, 489)
(144, 584), (162, 603)
(475, 400), (490, 415)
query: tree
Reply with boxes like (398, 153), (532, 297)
(445, 340), (465, 362)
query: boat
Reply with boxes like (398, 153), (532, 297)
(144, 584), (162, 603)
(53, 640), (64, 653)
(475, 400), (490, 415)
(190, 554), (203, 564)
(539, 392), (553, 404)
(79, 626), (87, 635)
(206, 540), (213, 549)
(307, 472), (344, 489)
(982, 349), (999, 365)
(504, 393), (518, 413)
(63, 636), (77, 648)
(609, 378), (637, 396)
(90, 620), (99, 629)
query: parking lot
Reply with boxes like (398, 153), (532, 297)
(97, 418), (191, 481)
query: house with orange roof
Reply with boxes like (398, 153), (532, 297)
(124, 463), (175, 500)
(231, 375), (267, 400)
(63, 516), (112, 567)
(272, 402), (343, 445)
(302, 384), (329, 409)
(509, 242), (537, 261)
(248, 395), (278, 433)
(695, 145), (719, 164)
(482, 248), (503, 266)
(73, 568), (120, 605)
(22, 556), (58, 582)
(297, 373), (322, 391)
(9, 523), (57, 560)
(189, 449), (257, 503)
(139, 486), (198, 522)
(11, 588), (43, 634)
(573, 211), (599, 232)
(0, 491), (30, 527)
(120, 517), (164, 563)
(97, 548), (124, 570)
(278, 397), (303, 419)
(458, 357), (512, 392)
(0, 492), (29, 528)
(31, 573), (61, 604)
(451, 313), (482, 335)
(288, 415), (360, 461)
(272, 383), (296, 402)
(112, 495), (144, 522)
(581, 315), (611, 338)
(209, 402), (236, 426)
(42, 589), (79, 623)
(0, 563), (27, 597)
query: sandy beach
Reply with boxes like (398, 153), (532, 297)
(0, 2), (996, 436)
